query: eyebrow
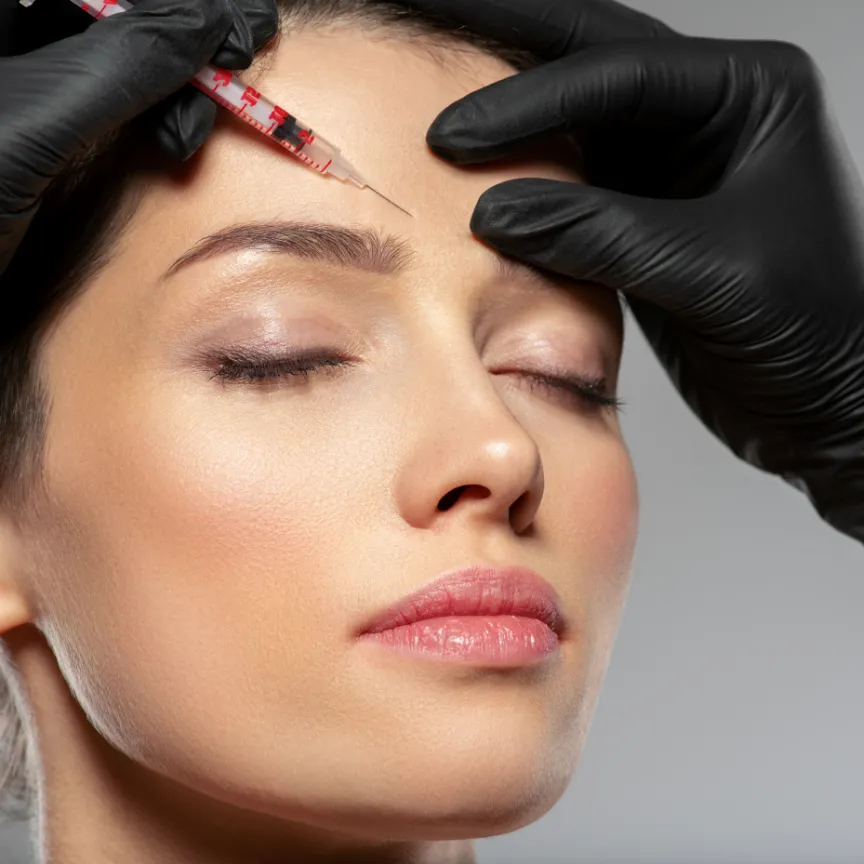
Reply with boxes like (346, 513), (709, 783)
(158, 220), (551, 287)
(159, 221), (416, 281)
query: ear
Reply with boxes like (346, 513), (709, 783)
(0, 511), (37, 636)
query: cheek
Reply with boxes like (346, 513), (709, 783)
(544, 434), (639, 611)
(32, 380), (375, 769)
(540, 434), (637, 733)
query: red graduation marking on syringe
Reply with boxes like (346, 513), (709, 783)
(81, 0), (117, 18)
(209, 69), (232, 98)
(266, 106), (288, 135)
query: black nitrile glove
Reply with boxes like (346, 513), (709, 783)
(407, 0), (864, 544)
(0, 0), (279, 278)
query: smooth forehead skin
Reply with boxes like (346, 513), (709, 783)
(8, 26), (639, 864)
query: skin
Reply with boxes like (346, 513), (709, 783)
(0, 23), (638, 864)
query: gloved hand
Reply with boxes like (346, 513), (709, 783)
(406, 0), (864, 544)
(0, 0), (279, 278)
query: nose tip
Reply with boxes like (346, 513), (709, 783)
(433, 455), (543, 534)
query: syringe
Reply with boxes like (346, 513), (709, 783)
(20, 0), (412, 217)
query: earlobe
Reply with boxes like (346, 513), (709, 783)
(0, 514), (37, 635)
(0, 582), (33, 635)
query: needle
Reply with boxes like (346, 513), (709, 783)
(366, 184), (413, 217)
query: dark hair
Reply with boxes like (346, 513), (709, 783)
(0, 0), (544, 823)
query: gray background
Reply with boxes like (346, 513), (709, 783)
(3, 1), (864, 862)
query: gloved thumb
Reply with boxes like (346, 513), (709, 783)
(470, 178), (718, 319)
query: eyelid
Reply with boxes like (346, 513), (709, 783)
(519, 372), (622, 411)
(486, 327), (610, 376)
(492, 364), (621, 411)
(209, 352), (355, 386)
(491, 360), (607, 387)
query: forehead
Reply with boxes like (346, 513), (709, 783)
(106, 29), (583, 294)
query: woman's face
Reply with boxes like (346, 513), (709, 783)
(14, 25), (638, 855)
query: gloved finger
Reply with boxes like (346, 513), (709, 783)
(210, 0), (279, 69)
(428, 37), (732, 164)
(469, 178), (713, 318)
(399, 0), (677, 58)
(154, 0), (279, 158)
(151, 85), (217, 161)
(9, 0), (234, 161)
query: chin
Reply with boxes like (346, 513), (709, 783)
(270, 749), (576, 844)
(284, 788), (570, 846)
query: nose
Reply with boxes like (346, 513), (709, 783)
(394, 366), (545, 536)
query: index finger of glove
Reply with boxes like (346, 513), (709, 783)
(398, 0), (677, 59)
(427, 38), (730, 165)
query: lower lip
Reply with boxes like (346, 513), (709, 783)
(357, 615), (560, 666)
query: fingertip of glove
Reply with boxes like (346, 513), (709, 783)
(153, 89), (218, 161)
(470, 184), (524, 242)
(212, 0), (279, 69)
(427, 101), (523, 166)
(211, 9), (254, 69)
(426, 105), (482, 165)
(426, 137), (468, 165)
(472, 179), (543, 220)
(470, 178), (580, 246)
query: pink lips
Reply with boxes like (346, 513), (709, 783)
(355, 566), (567, 666)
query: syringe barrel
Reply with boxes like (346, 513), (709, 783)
(188, 68), (356, 180)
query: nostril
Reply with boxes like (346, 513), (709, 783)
(438, 486), (466, 512)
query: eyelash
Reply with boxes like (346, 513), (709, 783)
(209, 350), (624, 412)
(209, 349), (350, 384)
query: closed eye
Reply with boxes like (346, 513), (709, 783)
(204, 348), (623, 413)
(498, 370), (623, 412)
(208, 350), (352, 385)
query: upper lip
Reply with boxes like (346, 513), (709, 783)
(355, 565), (568, 637)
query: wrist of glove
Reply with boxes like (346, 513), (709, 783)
(0, 0), (279, 278)
(402, 0), (864, 544)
